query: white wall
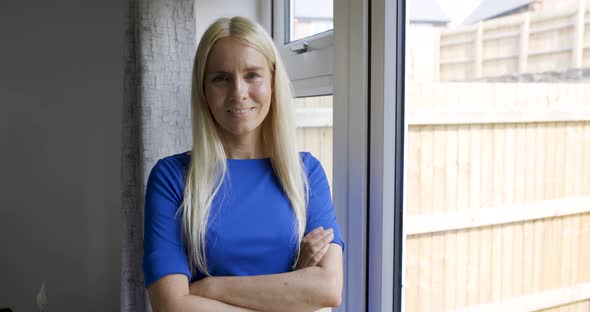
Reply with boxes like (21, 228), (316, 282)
(0, 1), (123, 311)
(194, 0), (270, 43)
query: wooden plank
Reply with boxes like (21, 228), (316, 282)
(456, 125), (470, 308)
(430, 126), (446, 310)
(522, 123), (535, 296)
(491, 124), (504, 302)
(404, 237), (419, 312)
(439, 37), (474, 48)
(406, 128), (420, 215)
(407, 107), (590, 125)
(483, 30), (521, 41)
(572, 0), (587, 67)
(469, 124), (482, 306)
(454, 282), (590, 312)
(475, 23), (483, 78)
(321, 127), (333, 190)
(501, 125), (515, 299)
(529, 21), (575, 35)
(295, 108), (333, 128)
(542, 123), (556, 291)
(404, 128), (420, 312)
(417, 126), (434, 312)
(528, 47), (574, 57)
(512, 124), (525, 298)
(404, 196), (590, 235)
(444, 125), (458, 311)
(439, 57), (476, 65)
(519, 12), (531, 73)
(482, 54), (519, 62)
(479, 124), (493, 304)
(533, 123), (546, 293)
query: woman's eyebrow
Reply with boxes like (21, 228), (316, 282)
(244, 66), (264, 71)
(205, 70), (231, 77)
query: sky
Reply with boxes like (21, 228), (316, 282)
(436, 0), (484, 26)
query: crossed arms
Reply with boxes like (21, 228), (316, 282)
(148, 229), (343, 312)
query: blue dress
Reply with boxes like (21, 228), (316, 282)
(143, 151), (345, 288)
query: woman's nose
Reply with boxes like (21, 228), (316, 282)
(229, 79), (247, 102)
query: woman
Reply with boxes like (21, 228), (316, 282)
(143, 16), (344, 311)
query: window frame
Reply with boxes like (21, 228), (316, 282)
(367, 0), (405, 311)
(272, 0), (335, 97)
(270, 0), (405, 311)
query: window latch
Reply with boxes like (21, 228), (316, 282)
(290, 42), (309, 54)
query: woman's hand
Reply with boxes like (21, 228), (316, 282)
(294, 226), (334, 270)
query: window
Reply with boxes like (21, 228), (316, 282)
(273, 0), (334, 97)
(288, 0), (334, 42)
(404, 0), (590, 311)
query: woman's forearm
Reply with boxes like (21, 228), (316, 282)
(153, 294), (258, 312)
(147, 274), (259, 312)
(189, 266), (341, 312)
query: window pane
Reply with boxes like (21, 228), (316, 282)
(295, 95), (333, 190)
(404, 0), (590, 311)
(289, 0), (333, 42)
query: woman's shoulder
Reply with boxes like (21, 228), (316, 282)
(299, 151), (318, 165)
(298, 151), (324, 175)
(148, 151), (191, 183)
(158, 151), (191, 168)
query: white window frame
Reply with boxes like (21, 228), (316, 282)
(272, 0), (334, 97)
(333, 0), (369, 310)
(269, 0), (405, 311)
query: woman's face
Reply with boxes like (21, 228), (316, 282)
(204, 37), (273, 141)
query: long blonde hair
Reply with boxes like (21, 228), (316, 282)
(180, 16), (308, 276)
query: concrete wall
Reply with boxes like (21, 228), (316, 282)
(0, 1), (124, 311)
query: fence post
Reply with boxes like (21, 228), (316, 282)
(474, 22), (483, 78)
(572, 0), (586, 68)
(434, 29), (441, 81)
(519, 12), (531, 73)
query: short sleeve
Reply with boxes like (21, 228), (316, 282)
(302, 152), (345, 251)
(143, 159), (192, 288)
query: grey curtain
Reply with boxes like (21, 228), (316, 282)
(121, 0), (195, 310)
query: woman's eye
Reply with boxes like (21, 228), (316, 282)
(212, 74), (229, 82)
(246, 72), (260, 79)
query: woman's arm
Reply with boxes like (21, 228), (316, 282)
(148, 274), (258, 312)
(189, 244), (343, 312)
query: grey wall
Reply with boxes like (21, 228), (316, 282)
(194, 0), (268, 43)
(0, 1), (124, 311)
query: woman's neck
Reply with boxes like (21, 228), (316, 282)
(221, 130), (268, 159)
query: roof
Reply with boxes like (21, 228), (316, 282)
(407, 0), (450, 24)
(463, 0), (532, 24)
(294, 0), (450, 24)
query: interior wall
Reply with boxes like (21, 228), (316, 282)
(0, 1), (124, 311)
(195, 0), (270, 43)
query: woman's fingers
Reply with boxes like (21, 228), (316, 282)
(296, 226), (336, 269)
(304, 230), (334, 266)
(310, 243), (330, 266)
(304, 228), (334, 249)
(302, 226), (324, 244)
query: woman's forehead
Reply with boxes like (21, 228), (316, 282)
(205, 37), (270, 72)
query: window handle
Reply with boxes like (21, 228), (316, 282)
(290, 42), (309, 54)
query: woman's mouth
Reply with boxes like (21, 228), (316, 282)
(226, 107), (255, 115)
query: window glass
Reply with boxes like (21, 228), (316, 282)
(404, 0), (590, 311)
(295, 95), (333, 190)
(288, 0), (333, 42)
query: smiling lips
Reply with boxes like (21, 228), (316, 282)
(226, 107), (256, 115)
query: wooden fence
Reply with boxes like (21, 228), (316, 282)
(404, 82), (590, 312)
(295, 82), (590, 311)
(437, 0), (590, 81)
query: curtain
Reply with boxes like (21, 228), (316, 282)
(121, 0), (195, 310)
